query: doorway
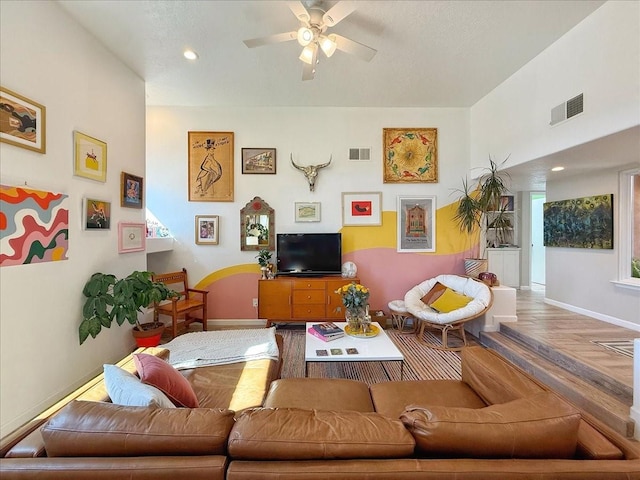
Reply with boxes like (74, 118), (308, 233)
(531, 193), (546, 286)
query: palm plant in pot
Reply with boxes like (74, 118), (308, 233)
(79, 270), (178, 346)
(452, 157), (511, 277)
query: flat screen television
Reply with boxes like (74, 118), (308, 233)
(276, 233), (342, 276)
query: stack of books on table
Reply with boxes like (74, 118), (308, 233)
(308, 322), (345, 342)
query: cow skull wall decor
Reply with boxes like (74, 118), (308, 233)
(290, 154), (332, 192)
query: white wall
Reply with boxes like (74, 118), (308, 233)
(470, 0), (640, 168)
(546, 170), (640, 327)
(146, 106), (470, 284)
(0, 1), (146, 435)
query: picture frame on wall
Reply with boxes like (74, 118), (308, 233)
(83, 197), (111, 230)
(382, 128), (438, 184)
(120, 172), (143, 209)
(195, 215), (219, 245)
(241, 148), (276, 174)
(0, 87), (46, 153)
(397, 195), (436, 252)
(118, 222), (146, 253)
(294, 202), (321, 222)
(188, 131), (234, 202)
(341, 192), (382, 226)
(74, 131), (107, 182)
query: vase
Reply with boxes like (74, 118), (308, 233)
(346, 308), (365, 333)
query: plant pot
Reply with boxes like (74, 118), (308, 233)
(132, 322), (165, 347)
(464, 258), (488, 278)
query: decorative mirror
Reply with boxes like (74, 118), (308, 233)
(240, 196), (275, 251)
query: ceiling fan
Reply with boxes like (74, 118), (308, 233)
(243, 1), (377, 81)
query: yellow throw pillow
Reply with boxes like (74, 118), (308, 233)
(429, 287), (472, 313)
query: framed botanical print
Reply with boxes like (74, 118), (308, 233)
(341, 192), (382, 226)
(383, 128), (438, 184)
(120, 172), (143, 209)
(195, 215), (219, 245)
(397, 195), (436, 252)
(0, 87), (46, 153)
(242, 148), (276, 174)
(74, 131), (107, 182)
(188, 131), (234, 202)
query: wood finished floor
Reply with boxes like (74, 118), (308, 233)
(511, 285), (636, 391)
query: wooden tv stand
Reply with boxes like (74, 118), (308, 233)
(258, 276), (358, 327)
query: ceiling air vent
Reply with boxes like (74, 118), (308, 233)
(349, 147), (371, 161)
(550, 93), (584, 126)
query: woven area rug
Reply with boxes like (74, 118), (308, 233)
(277, 327), (462, 384)
(591, 340), (634, 358)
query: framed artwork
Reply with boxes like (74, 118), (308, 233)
(1, 185), (68, 266)
(118, 222), (146, 253)
(120, 172), (143, 209)
(341, 192), (382, 226)
(544, 194), (613, 249)
(195, 215), (219, 245)
(397, 195), (436, 252)
(295, 202), (321, 222)
(0, 87), (46, 153)
(74, 131), (107, 182)
(242, 148), (276, 174)
(83, 197), (111, 230)
(383, 128), (438, 184)
(500, 195), (515, 212)
(188, 131), (234, 202)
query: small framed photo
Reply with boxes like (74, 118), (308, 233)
(341, 192), (382, 226)
(397, 195), (436, 252)
(195, 215), (219, 245)
(74, 131), (107, 182)
(295, 202), (320, 222)
(500, 195), (514, 212)
(0, 87), (46, 153)
(118, 222), (146, 253)
(83, 197), (111, 230)
(120, 172), (143, 209)
(241, 148), (276, 174)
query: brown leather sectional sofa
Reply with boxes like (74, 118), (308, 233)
(1, 338), (639, 479)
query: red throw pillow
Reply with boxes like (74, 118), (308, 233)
(133, 353), (199, 408)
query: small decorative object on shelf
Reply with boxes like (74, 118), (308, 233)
(256, 248), (272, 280)
(341, 261), (357, 278)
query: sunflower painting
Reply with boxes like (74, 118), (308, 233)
(383, 128), (438, 183)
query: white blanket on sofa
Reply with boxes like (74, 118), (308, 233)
(162, 327), (279, 370)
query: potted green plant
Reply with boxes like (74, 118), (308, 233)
(256, 248), (273, 279)
(79, 270), (178, 346)
(452, 157), (511, 276)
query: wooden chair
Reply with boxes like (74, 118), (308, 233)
(152, 268), (208, 339)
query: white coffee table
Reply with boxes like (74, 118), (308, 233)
(305, 322), (405, 380)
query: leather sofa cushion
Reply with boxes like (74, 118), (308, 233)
(370, 380), (486, 419)
(41, 400), (234, 457)
(264, 378), (375, 412)
(228, 407), (415, 460)
(400, 392), (581, 459)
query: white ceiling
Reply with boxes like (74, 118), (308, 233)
(58, 0), (638, 190)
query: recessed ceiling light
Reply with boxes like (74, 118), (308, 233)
(183, 50), (199, 60)
(551, 166), (565, 172)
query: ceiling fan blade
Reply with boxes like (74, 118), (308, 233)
(332, 34), (377, 62)
(302, 62), (315, 81)
(243, 31), (297, 48)
(287, 1), (310, 24)
(322, 1), (356, 27)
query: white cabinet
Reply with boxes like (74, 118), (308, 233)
(487, 248), (520, 288)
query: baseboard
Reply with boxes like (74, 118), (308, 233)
(544, 298), (640, 332)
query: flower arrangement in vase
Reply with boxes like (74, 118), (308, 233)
(335, 282), (370, 330)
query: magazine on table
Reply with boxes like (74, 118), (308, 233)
(311, 322), (344, 338)
(308, 327), (344, 342)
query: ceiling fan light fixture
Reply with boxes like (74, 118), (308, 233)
(319, 34), (337, 57)
(299, 44), (317, 64)
(297, 27), (314, 46)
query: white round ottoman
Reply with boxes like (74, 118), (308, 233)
(387, 300), (416, 332)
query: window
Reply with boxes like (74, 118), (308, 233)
(617, 167), (640, 289)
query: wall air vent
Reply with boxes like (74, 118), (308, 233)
(550, 93), (584, 126)
(349, 147), (371, 161)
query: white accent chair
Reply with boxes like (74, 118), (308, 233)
(404, 274), (493, 350)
